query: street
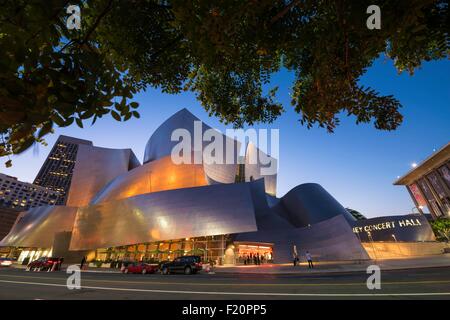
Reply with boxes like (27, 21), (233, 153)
(0, 266), (449, 300)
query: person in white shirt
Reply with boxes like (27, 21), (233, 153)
(305, 251), (313, 269)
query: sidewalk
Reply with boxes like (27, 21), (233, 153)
(10, 254), (450, 275)
(213, 254), (450, 275)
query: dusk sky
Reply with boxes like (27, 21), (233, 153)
(3, 56), (449, 219)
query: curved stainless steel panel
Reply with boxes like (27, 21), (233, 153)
(235, 215), (369, 263)
(70, 182), (258, 250)
(143, 108), (240, 184)
(0, 206), (78, 248)
(245, 142), (277, 196)
(144, 108), (201, 163)
(279, 183), (356, 227)
(90, 156), (208, 204)
(67, 145), (140, 207)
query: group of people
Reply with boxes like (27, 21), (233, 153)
(293, 250), (314, 269)
(241, 252), (269, 265)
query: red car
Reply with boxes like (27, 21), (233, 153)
(123, 262), (159, 274)
(27, 257), (62, 271)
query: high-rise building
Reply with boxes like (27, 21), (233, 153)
(0, 173), (60, 210)
(33, 135), (93, 205)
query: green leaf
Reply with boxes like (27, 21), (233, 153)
(13, 137), (35, 154)
(76, 118), (84, 128)
(64, 117), (75, 126)
(111, 110), (122, 122)
(51, 113), (66, 127)
(38, 122), (53, 138)
(123, 112), (132, 121)
(80, 111), (94, 120)
(132, 111), (140, 119)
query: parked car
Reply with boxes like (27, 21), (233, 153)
(160, 256), (202, 275)
(27, 257), (62, 271)
(122, 262), (159, 274)
(0, 258), (15, 267)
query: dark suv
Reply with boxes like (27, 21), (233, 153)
(160, 256), (202, 275)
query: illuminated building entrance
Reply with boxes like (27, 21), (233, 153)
(89, 235), (229, 265)
(235, 242), (273, 264)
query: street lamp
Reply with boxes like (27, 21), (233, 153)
(412, 206), (423, 214)
(366, 231), (378, 261)
(392, 234), (402, 256)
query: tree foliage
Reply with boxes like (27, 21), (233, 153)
(0, 0), (448, 165)
(430, 218), (450, 242)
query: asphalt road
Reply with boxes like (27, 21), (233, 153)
(0, 266), (449, 300)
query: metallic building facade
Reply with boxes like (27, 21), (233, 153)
(70, 182), (258, 250)
(245, 142), (277, 196)
(0, 206), (77, 249)
(143, 108), (241, 186)
(90, 155), (208, 204)
(235, 215), (370, 262)
(4, 108), (434, 264)
(0, 207), (21, 241)
(66, 144), (140, 207)
(278, 183), (356, 226)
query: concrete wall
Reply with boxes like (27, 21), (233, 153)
(362, 242), (447, 259)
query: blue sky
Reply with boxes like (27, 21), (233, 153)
(3, 57), (449, 218)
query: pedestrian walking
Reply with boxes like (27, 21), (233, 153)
(306, 251), (313, 269)
(292, 252), (298, 266)
(80, 256), (86, 270)
(292, 244), (299, 266)
(58, 257), (64, 271)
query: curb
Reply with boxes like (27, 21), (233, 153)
(212, 264), (450, 276)
(80, 270), (121, 274)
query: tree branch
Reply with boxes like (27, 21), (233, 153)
(270, 0), (302, 25)
(25, 0), (72, 44)
(80, 0), (114, 45)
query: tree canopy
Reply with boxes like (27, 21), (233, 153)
(0, 0), (448, 166)
(430, 218), (450, 242)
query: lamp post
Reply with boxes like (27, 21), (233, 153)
(412, 206), (424, 214)
(392, 234), (402, 256)
(354, 232), (364, 264)
(367, 231), (377, 261)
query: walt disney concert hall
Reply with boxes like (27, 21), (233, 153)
(0, 109), (372, 264)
